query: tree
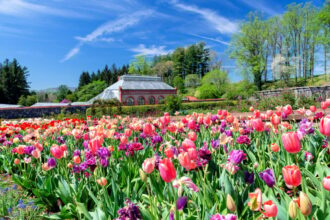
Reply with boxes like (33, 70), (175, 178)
(230, 13), (268, 90)
(128, 55), (152, 75)
(201, 69), (229, 96)
(184, 74), (201, 88)
(78, 72), (91, 88)
(0, 59), (29, 104)
(318, 0), (330, 79)
(152, 61), (174, 83)
(18, 94), (37, 106)
(76, 80), (107, 102)
(172, 76), (185, 93)
(56, 85), (71, 102)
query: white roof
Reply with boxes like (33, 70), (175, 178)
(0, 104), (22, 108)
(31, 103), (70, 107)
(89, 75), (175, 102)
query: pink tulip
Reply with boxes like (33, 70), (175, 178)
(322, 176), (330, 191)
(282, 132), (301, 153)
(50, 145), (64, 159)
(320, 115), (330, 136)
(182, 138), (196, 151)
(188, 119), (196, 130)
(253, 118), (264, 132)
(159, 158), (176, 183)
(143, 123), (154, 136)
(262, 200), (278, 217)
(283, 105), (293, 116)
(142, 158), (155, 174)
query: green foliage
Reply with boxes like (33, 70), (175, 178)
(184, 74), (200, 88)
(18, 94), (38, 106)
(224, 80), (257, 100)
(128, 55), (152, 75)
(0, 59), (29, 104)
(164, 95), (182, 115)
(76, 81), (107, 102)
(195, 84), (220, 99)
(56, 85), (71, 102)
(172, 76), (185, 93)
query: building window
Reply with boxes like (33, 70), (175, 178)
(158, 96), (165, 104)
(137, 96), (145, 105)
(126, 97), (135, 106)
(148, 96), (155, 105)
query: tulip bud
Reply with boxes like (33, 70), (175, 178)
(323, 176), (330, 191)
(299, 192), (312, 216)
(226, 194), (236, 212)
(14, 158), (20, 165)
(67, 162), (73, 169)
(139, 169), (147, 183)
(288, 200), (298, 219)
(13, 137), (20, 144)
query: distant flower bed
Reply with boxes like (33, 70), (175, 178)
(0, 101), (330, 219)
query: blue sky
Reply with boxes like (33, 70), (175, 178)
(0, 0), (324, 90)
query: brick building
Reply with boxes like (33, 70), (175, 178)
(89, 75), (177, 105)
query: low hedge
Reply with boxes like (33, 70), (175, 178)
(86, 100), (242, 118)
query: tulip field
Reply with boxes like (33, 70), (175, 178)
(0, 103), (330, 220)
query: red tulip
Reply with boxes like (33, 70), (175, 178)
(250, 106), (254, 112)
(320, 115), (330, 136)
(178, 152), (197, 170)
(159, 158), (176, 183)
(282, 165), (301, 188)
(309, 105), (316, 112)
(253, 118), (264, 132)
(283, 105), (293, 116)
(143, 123), (154, 136)
(271, 114), (280, 126)
(182, 138), (196, 151)
(50, 145), (64, 159)
(262, 200), (278, 217)
(282, 132), (301, 153)
(271, 143), (279, 152)
(321, 102), (327, 110)
(90, 138), (102, 154)
(188, 119), (196, 130)
(266, 110), (273, 117)
(188, 131), (197, 141)
(323, 176), (330, 191)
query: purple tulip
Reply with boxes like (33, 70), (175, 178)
(47, 158), (56, 168)
(244, 171), (254, 184)
(176, 196), (187, 210)
(259, 168), (275, 188)
(228, 150), (246, 164)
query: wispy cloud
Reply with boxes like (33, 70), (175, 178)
(239, 0), (278, 16)
(191, 34), (229, 46)
(61, 10), (153, 62)
(131, 44), (172, 56)
(0, 0), (84, 18)
(170, 0), (238, 34)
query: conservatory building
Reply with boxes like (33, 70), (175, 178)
(89, 75), (177, 105)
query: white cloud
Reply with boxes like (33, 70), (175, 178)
(191, 34), (229, 46)
(61, 10), (153, 62)
(131, 44), (172, 56)
(0, 0), (84, 18)
(239, 0), (278, 16)
(170, 0), (238, 34)
(61, 45), (81, 62)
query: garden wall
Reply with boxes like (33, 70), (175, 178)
(0, 105), (91, 119)
(258, 85), (330, 100)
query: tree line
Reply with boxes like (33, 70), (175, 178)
(0, 59), (30, 104)
(230, 1), (329, 90)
